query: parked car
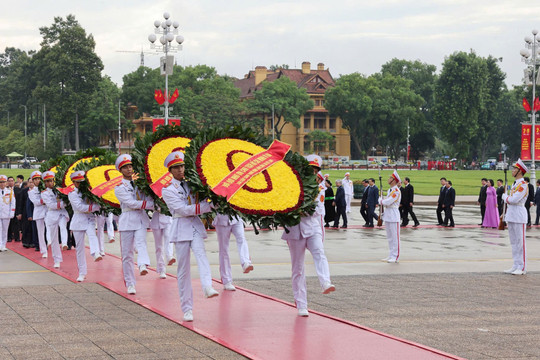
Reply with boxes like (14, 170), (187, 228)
(480, 162), (491, 170)
(23, 157), (38, 163)
(496, 161), (508, 170)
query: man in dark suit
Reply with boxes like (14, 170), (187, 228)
(365, 178), (379, 227)
(524, 177), (534, 226)
(477, 178), (488, 225)
(443, 180), (455, 227)
(400, 177), (419, 227)
(436, 177), (447, 225)
(534, 179), (540, 225)
(332, 180), (347, 228)
(360, 179), (369, 226)
(496, 179), (505, 217)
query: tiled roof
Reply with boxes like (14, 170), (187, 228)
(234, 66), (335, 99)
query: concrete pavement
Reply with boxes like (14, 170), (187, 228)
(2, 204), (540, 359)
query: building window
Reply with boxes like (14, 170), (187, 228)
(329, 117), (336, 133)
(314, 113), (326, 130)
(304, 117), (310, 130)
(314, 141), (325, 152)
(304, 140), (311, 152)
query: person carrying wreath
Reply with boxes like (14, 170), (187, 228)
(282, 154), (335, 317)
(161, 151), (219, 322)
(114, 154), (155, 295)
(68, 170), (102, 282)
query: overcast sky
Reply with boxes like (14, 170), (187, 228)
(1, 0), (540, 88)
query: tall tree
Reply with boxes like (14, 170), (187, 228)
(32, 14), (103, 150)
(247, 76), (314, 140)
(433, 51), (489, 160)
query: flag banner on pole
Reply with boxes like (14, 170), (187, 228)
(523, 98), (532, 112)
(521, 124), (532, 160)
(535, 125), (540, 161)
(534, 97), (540, 112)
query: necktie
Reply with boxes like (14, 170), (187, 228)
(130, 180), (135, 189)
(1, 190), (3, 195)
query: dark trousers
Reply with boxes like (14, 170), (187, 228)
(535, 206), (540, 225)
(360, 203), (368, 223)
(444, 207), (454, 226)
(480, 204), (486, 223)
(498, 202), (504, 217)
(525, 203), (531, 225)
(367, 204), (378, 226)
(31, 221), (39, 250)
(401, 205), (419, 225)
(21, 218), (33, 246)
(436, 204), (444, 224)
(334, 206), (347, 227)
(8, 218), (20, 241)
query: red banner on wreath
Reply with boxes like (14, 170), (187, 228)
(212, 140), (291, 201)
(91, 176), (123, 197)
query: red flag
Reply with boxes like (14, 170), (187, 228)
(154, 89), (165, 105)
(523, 98), (531, 112)
(534, 97), (540, 112)
(169, 88), (179, 104)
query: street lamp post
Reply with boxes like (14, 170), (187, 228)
(20, 105), (27, 159)
(148, 12), (184, 126)
(521, 29), (540, 186)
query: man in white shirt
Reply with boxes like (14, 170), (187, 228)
(342, 172), (353, 213)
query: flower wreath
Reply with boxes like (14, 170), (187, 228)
(132, 125), (197, 215)
(74, 154), (122, 215)
(185, 125), (319, 232)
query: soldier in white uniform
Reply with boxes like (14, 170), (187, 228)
(114, 154), (155, 295)
(342, 172), (353, 213)
(161, 151), (219, 322)
(0, 175), (16, 252)
(379, 170), (402, 263)
(282, 155), (335, 317)
(149, 208), (172, 279)
(41, 171), (69, 268)
(502, 159), (529, 275)
(68, 171), (102, 282)
(28, 171), (48, 257)
(212, 213), (253, 291)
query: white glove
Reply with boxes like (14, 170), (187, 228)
(501, 193), (508, 202)
(199, 201), (212, 214)
(378, 197), (383, 205)
(92, 204), (101, 213)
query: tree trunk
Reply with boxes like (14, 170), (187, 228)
(75, 110), (80, 151)
(351, 135), (362, 159)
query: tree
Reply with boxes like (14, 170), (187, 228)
(246, 77), (314, 140)
(304, 130), (335, 153)
(433, 51), (489, 160)
(32, 14), (104, 150)
(269, 64), (290, 71)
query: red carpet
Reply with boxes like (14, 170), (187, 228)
(7, 241), (464, 360)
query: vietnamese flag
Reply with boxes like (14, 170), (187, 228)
(534, 97), (540, 112)
(169, 88), (179, 104)
(154, 89), (165, 105)
(523, 98), (531, 112)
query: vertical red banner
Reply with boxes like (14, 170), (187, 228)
(521, 124), (532, 161)
(535, 125), (540, 161)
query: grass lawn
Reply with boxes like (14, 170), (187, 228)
(323, 169), (511, 196)
(0, 168), (34, 181)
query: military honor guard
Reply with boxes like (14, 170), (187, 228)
(379, 170), (402, 263)
(28, 171), (48, 257)
(68, 171), (102, 282)
(149, 207), (173, 279)
(114, 154), (155, 294)
(0, 175), (16, 251)
(96, 212), (116, 257)
(342, 172), (353, 213)
(502, 159), (529, 275)
(161, 151), (219, 322)
(212, 213), (253, 291)
(282, 154), (335, 317)
(41, 171), (69, 268)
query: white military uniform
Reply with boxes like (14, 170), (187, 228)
(96, 212), (116, 254)
(503, 177), (528, 273)
(380, 184), (401, 262)
(342, 175), (353, 213)
(28, 186), (48, 256)
(149, 209), (172, 276)
(281, 183), (332, 311)
(162, 177), (215, 314)
(114, 179), (154, 288)
(68, 186), (101, 277)
(0, 186), (16, 251)
(212, 213), (252, 286)
(42, 187), (69, 264)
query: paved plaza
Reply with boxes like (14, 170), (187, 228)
(1, 203), (540, 359)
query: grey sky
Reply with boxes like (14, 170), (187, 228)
(2, 0), (540, 87)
